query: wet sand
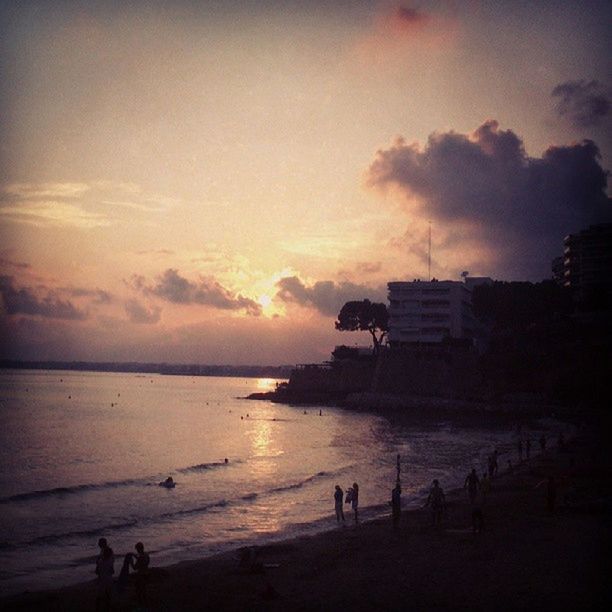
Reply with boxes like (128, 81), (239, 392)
(3, 427), (609, 611)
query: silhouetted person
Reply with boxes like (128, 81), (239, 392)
(487, 454), (495, 479)
(117, 553), (133, 595)
(507, 459), (513, 474)
(391, 484), (401, 528)
(95, 538), (114, 612)
(160, 476), (175, 488)
(464, 468), (480, 504)
(539, 434), (546, 452)
(546, 476), (557, 514)
(334, 485), (345, 523)
(131, 542), (150, 606)
(526, 438), (531, 460)
(481, 472), (491, 500)
(351, 482), (359, 523)
(425, 479), (446, 527)
(492, 450), (499, 476)
(517, 439), (523, 462)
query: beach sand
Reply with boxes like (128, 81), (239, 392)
(3, 425), (609, 611)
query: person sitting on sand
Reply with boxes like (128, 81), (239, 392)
(160, 476), (175, 488)
(425, 479), (446, 527)
(334, 485), (345, 523)
(95, 538), (115, 612)
(131, 542), (150, 606)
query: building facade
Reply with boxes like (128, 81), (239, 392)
(563, 223), (612, 308)
(387, 280), (476, 345)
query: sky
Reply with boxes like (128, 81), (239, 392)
(0, 0), (610, 365)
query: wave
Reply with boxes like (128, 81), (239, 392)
(177, 460), (234, 474)
(160, 499), (229, 519)
(269, 470), (329, 494)
(0, 478), (149, 504)
(3, 519), (140, 550)
(1, 459), (241, 504)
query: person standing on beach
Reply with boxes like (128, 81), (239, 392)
(526, 438), (531, 460)
(464, 468), (480, 504)
(391, 484), (401, 528)
(539, 434), (546, 452)
(425, 479), (446, 527)
(517, 439), (523, 462)
(131, 541), (150, 607)
(334, 485), (345, 523)
(481, 472), (491, 500)
(492, 450), (499, 476)
(95, 537), (115, 612)
(351, 482), (359, 523)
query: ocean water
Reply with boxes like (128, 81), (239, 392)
(0, 369), (565, 596)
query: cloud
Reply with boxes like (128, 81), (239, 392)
(133, 268), (262, 316)
(366, 120), (610, 279)
(64, 287), (113, 304)
(4, 182), (91, 199)
(0, 180), (178, 229)
(0, 200), (111, 228)
(0, 256), (31, 271)
(124, 299), (161, 324)
(275, 276), (386, 316)
(0, 275), (87, 320)
(552, 80), (610, 128)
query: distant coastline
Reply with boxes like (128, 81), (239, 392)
(0, 360), (293, 380)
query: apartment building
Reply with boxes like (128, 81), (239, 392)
(387, 280), (476, 345)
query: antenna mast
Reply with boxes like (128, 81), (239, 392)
(428, 221), (431, 281)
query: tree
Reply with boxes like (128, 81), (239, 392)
(335, 299), (389, 353)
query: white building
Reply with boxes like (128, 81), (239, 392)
(387, 280), (477, 345)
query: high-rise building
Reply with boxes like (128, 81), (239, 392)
(563, 223), (612, 308)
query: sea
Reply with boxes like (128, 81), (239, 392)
(0, 369), (569, 596)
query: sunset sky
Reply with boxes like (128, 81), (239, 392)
(1, 0), (610, 365)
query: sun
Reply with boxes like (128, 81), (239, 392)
(258, 294), (272, 308)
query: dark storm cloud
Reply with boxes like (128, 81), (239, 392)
(134, 268), (262, 316)
(366, 121), (610, 278)
(0, 275), (87, 320)
(124, 299), (161, 324)
(275, 276), (386, 316)
(552, 80), (610, 128)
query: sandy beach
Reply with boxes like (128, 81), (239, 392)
(3, 419), (609, 612)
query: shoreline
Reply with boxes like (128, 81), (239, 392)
(2, 422), (608, 611)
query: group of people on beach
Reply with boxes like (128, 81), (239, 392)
(95, 537), (149, 611)
(334, 482), (360, 523)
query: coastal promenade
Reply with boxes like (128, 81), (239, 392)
(3, 423), (609, 611)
